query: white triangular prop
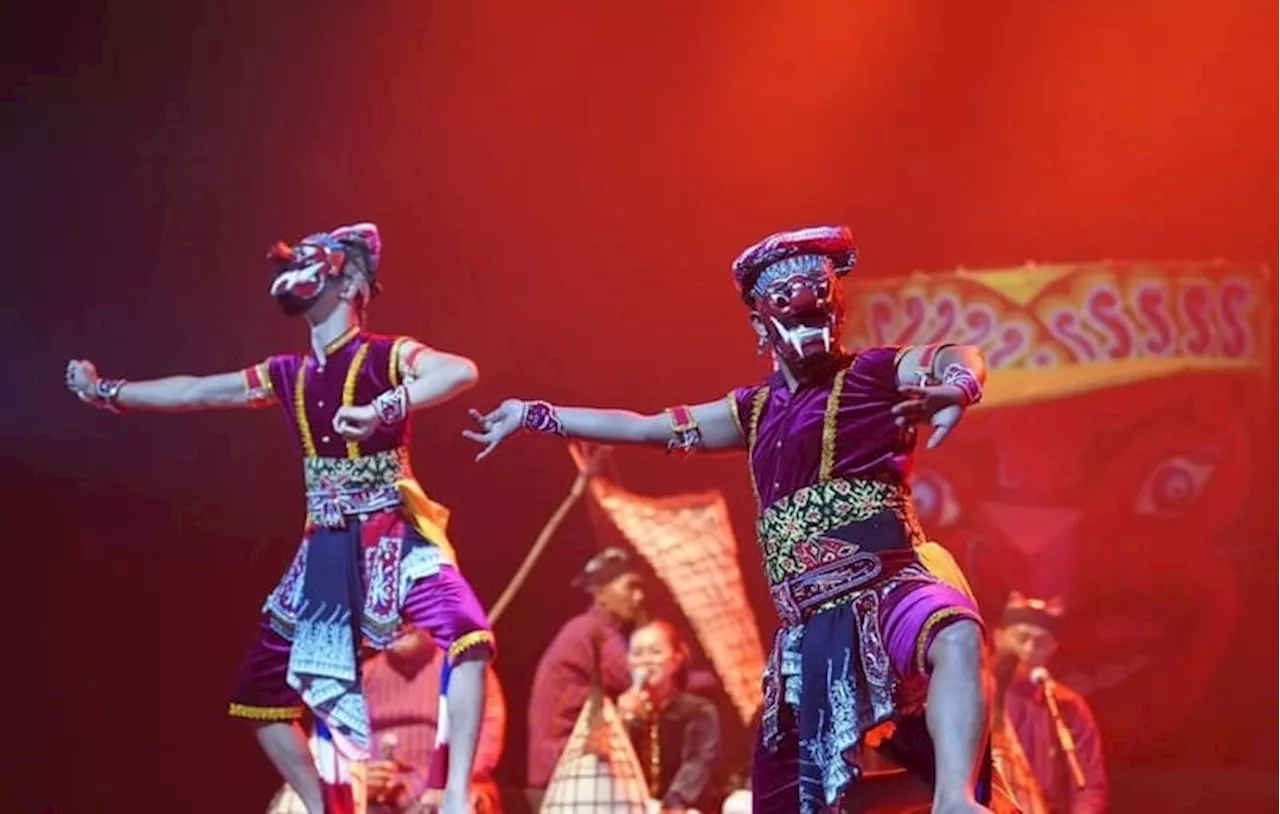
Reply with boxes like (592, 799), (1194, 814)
(539, 692), (650, 813)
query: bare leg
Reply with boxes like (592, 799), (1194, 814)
(256, 721), (326, 814)
(441, 656), (487, 814)
(925, 620), (992, 814)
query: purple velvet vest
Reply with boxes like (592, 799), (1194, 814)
(264, 329), (415, 527)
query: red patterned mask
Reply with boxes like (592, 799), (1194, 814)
(751, 256), (847, 368)
(267, 235), (348, 317)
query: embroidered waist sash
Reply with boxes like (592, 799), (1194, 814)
(304, 448), (412, 528)
(761, 555), (939, 811)
(756, 479), (937, 810)
(756, 477), (926, 589)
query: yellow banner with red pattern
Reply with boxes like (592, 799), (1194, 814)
(843, 260), (1271, 407)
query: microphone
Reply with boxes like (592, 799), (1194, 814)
(378, 732), (399, 761)
(631, 667), (651, 692)
(1029, 667), (1086, 790)
(621, 667), (653, 724)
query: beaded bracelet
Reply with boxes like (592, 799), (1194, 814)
(371, 385), (410, 427)
(521, 399), (566, 437)
(93, 378), (127, 413)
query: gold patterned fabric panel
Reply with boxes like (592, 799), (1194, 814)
(303, 447), (413, 527)
(756, 477), (925, 586)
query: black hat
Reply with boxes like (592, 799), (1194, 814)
(571, 547), (636, 591)
(999, 590), (1065, 635)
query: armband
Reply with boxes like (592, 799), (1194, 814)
(243, 364), (273, 407)
(665, 405), (703, 455)
(941, 363), (983, 406)
(914, 343), (953, 385)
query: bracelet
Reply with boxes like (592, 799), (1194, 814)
(665, 405), (703, 455)
(93, 379), (127, 413)
(520, 400), (566, 437)
(371, 385), (410, 427)
(940, 363), (983, 406)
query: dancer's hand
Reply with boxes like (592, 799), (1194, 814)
(892, 384), (967, 449)
(333, 404), (378, 440)
(65, 359), (100, 403)
(462, 399), (524, 461)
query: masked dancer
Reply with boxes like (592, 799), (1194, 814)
(464, 226), (996, 813)
(66, 222), (495, 814)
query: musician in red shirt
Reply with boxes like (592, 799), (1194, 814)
(994, 593), (1107, 814)
(525, 548), (645, 808)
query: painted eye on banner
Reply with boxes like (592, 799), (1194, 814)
(912, 470), (961, 528)
(1134, 456), (1215, 518)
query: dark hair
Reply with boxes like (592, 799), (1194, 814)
(338, 237), (372, 274)
(337, 237), (378, 308)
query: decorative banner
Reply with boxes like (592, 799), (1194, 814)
(845, 260), (1270, 407)
(844, 259), (1271, 754)
(587, 476), (767, 725)
(540, 692), (650, 813)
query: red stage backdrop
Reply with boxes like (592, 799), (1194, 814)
(846, 260), (1272, 756)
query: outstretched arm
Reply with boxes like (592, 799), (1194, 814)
(332, 340), (479, 440)
(463, 397), (744, 461)
(65, 359), (276, 413)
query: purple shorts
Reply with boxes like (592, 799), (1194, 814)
(752, 577), (983, 813)
(229, 564), (493, 722)
(880, 577), (981, 682)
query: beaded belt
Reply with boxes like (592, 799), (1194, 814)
(303, 447), (412, 528)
